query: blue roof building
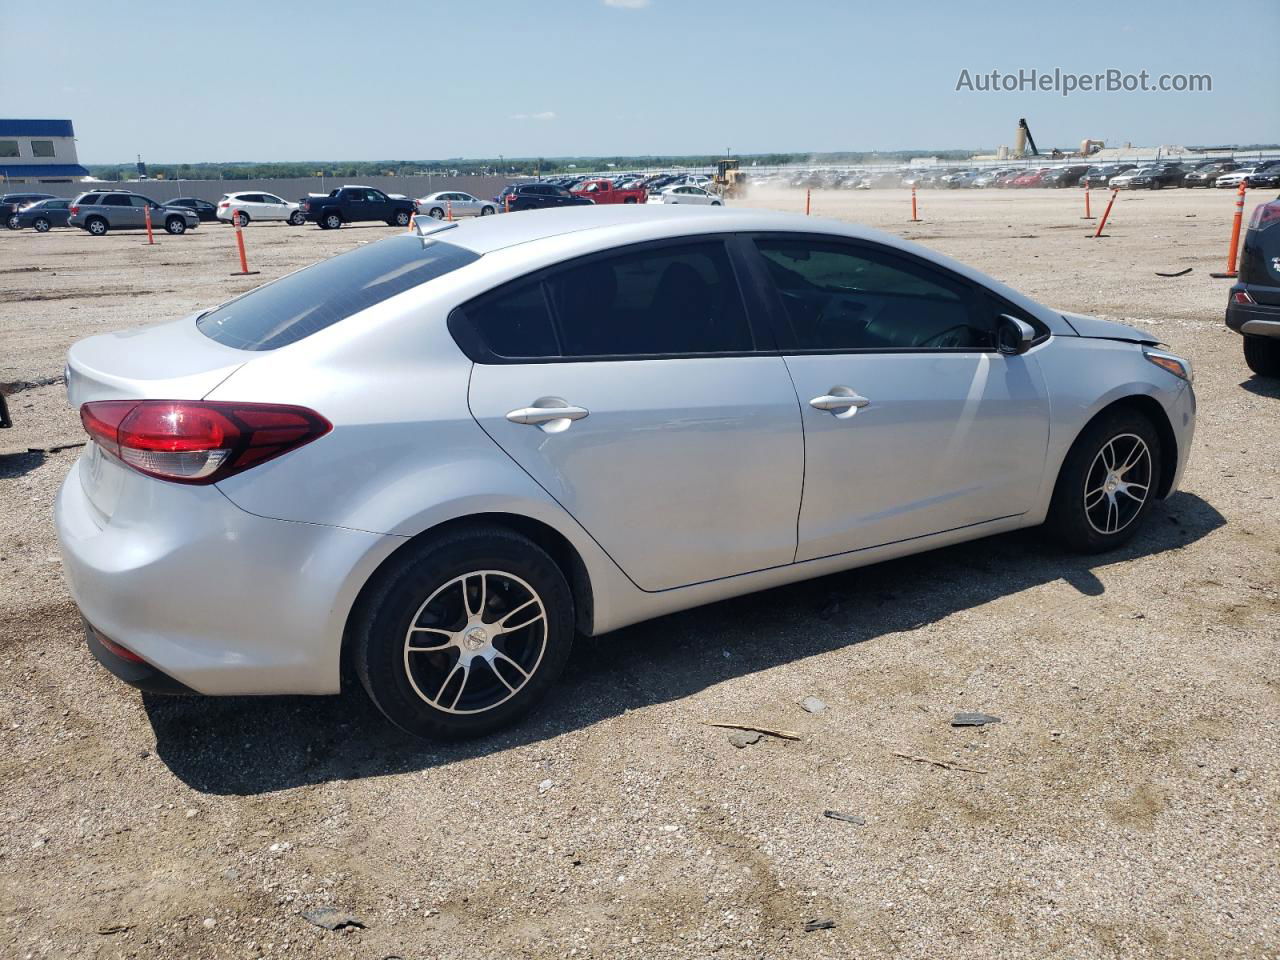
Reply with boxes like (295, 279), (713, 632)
(0, 119), (90, 184)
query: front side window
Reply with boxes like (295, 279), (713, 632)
(197, 236), (479, 351)
(453, 240), (753, 360)
(130, 195), (154, 207)
(102, 195), (132, 206)
(754, 238), (992, 351)
(30, 140), (55, 158)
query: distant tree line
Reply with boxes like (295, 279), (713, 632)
(84, 149), (989, 181)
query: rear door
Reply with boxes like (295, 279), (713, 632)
(461, 237), (805, 591)
(745, 234), (1050, 561)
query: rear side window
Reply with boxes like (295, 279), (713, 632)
(754, 238), (992, 351)
(78, 194), (101, 204)
(197, 236), (479, 351)
(452, 240), (753, 361)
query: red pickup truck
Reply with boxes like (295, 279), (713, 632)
(570, 178), (647, 205)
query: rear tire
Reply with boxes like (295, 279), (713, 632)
(353, 526), (574, 740)
(428, 207), (444, 220)
(1244, 335), (1280, 377)
(323, 212), (342, 230)
(86, 217), (108, 236)
(233, 211), (249, 227)
(1048, 407), (1162, 553)
(165, 216), (186, 235)
(33, 218), (50, 232)
(6, 214), (19, 230)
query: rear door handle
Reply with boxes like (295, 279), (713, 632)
(506, 403), (589, 426)
(809, 392), (870, 412)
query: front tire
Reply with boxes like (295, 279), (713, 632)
(1244, 335), (1280, 377)
(393, 210), (411, 227)
(288, 211), (305, 226)
(353, 526), (574, 740)
(1048, 408), (1162, 553)
(480, 205), (495, 216)
(165, 216), (186, 235)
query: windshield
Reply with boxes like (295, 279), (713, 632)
(196, 236), (479, 351)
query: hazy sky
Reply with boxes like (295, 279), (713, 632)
(3, 0), (1275, 163)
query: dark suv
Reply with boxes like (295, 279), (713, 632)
(496, 183), (594, 212)
(1082, 164), (1135, 188)
(1124, 163), (1186, 189)
(1184, 161), (1239, 188)
(68, 191), (200, 236)
(1226, 198), (1280, 378)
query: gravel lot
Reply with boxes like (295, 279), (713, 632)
(1, 190), (1277, 960)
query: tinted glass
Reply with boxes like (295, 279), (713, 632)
(548, 242), (751, 357)
(459, 282), (559, 359)
(130, 196), (152, 207)
(78, 194), (101, 204)
(197, 236), (479, 351)
(755, 239), (991, 351)
(0, 141), (18, 158)
(102, 195), (131, 206)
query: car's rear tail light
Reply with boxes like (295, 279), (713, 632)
(1234, 290), (1256, 305)
(69, 204), (79, 215)
(1248, 201), (1280, 231)
(79, 400), (331, 484)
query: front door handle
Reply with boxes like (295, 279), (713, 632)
(506, 403), (589, 427)
(809, 391), (870, 413)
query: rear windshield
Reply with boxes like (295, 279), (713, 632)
(196, 236), (479, 351)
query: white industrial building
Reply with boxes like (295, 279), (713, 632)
(0, 119), (89, 185)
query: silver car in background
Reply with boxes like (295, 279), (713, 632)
(55, 206), (1195, 739)
(416, 191), (498, 218)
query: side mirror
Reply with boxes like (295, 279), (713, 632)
(997, 314), (1037, 355)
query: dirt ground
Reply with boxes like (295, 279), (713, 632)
(1, 189), (1276, 960)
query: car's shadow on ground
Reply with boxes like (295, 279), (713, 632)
(145, 492), (1225, 796)
(1239, 375), (1280, 399)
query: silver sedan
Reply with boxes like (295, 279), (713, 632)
(415, 191), (498, 219)
(55, 205), (1195, 739)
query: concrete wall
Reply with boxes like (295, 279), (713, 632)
(30, 174), (524, 203)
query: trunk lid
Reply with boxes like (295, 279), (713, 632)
(66, 315), (249, 523)
(66, 313), (247, 407)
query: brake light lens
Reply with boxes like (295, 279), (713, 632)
(1248, 201), (1280, 231)
(1234, 290), (1255, 305)
(70, 204), (79, 215)
(79, 400), (331, 484)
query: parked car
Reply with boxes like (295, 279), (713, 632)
(217, 191), (305, 226)
(299, 186), (415, 229)
(1083, 165), (1135, 189)
(1041, 165), (1091, 188)
(1183, 161), (1239, 188)
(1219, 160), (1280, 189)
(164, 197), (219, 222)
(570, 178), (648, 205)
(1225, 197), (1280, 377)
(416, 192), (498, 219)
(1011, 168), (1053, 187)
(67, 191), (200, 236)
(649, 185), (723, 205)
(11, 197), (72, 231)
(3, 192), (56, 230)
(1121, 164), (1186, 189)
(971, 169), (1014, 188)
(55, 205), (1195, 739)
(494, 183), (593, 212)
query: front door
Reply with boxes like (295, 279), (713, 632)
(462, 237), (804, 591)
(747, 235), (1051, 561)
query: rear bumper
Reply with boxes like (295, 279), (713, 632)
(1226, 293), (1280, 338)
(55, 454), (403, 696)
(84, 619), (193, 695)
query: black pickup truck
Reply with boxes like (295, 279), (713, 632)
(299, 186), (416, 229)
